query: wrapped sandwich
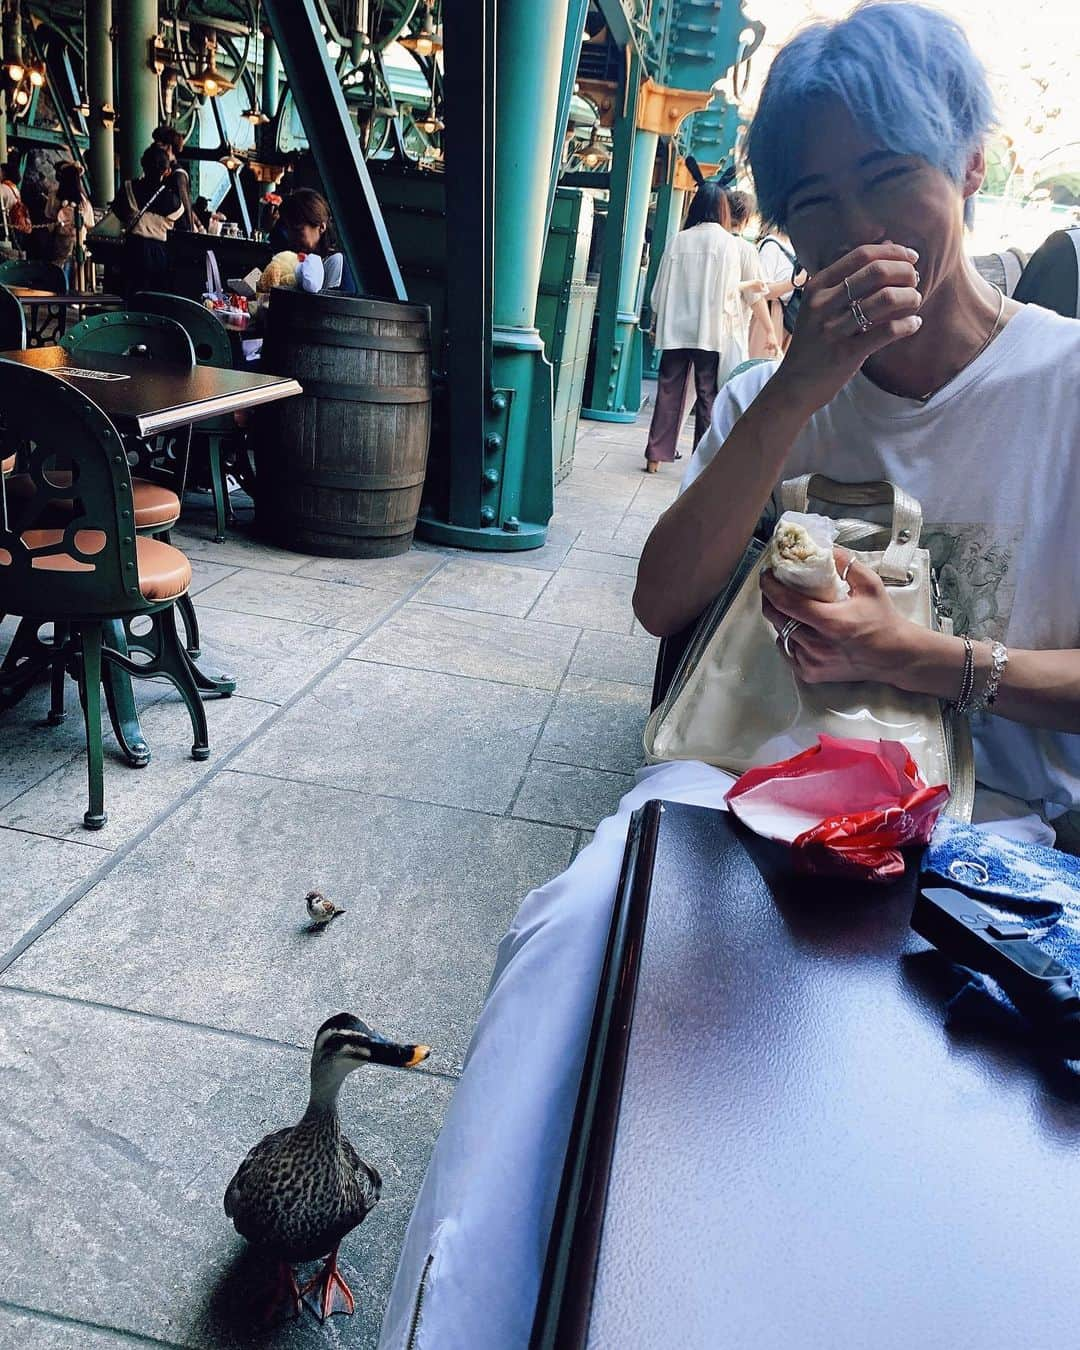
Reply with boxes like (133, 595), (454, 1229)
(765, 511), (849, 601)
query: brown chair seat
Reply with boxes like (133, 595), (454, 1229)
(13, 529), (192, 601)
(2, 472), (180, 530)
(130, 478), (181, 528)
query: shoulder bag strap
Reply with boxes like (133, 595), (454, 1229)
(780, 473), (922, 583)
(123, 180), (167, 235)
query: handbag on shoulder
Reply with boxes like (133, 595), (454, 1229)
(643, 474), (975, 819)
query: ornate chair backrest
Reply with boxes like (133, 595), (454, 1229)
(61, 311), (196, 367)
(0, 258), (67, 293)
(0, 282), (26, 349)
(0, 361), (147, 620)
(131, 291), (233, 367)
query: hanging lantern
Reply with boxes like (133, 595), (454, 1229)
(190, 34), (234, 96)
(415, 101), (443, 136)
(399, 4), (442, 58)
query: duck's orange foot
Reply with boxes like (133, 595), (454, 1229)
(258, 1260), (302, 1324)
(300, 1245), (356, 1322)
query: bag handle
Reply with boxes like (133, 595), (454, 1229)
(780, 473), (922, 583)
(206, 248), (223, 296)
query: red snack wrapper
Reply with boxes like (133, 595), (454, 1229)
(725, 734), (949, 882)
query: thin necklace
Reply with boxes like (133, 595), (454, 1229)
(915, 285), (1005, 403)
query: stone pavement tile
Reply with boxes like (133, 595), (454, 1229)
(528, 568), (636, 634)
(0, 829), (105, 954)
(632, 472), (680, 512)
(556, 468), (639, 509)
(0, 1310), (161, 1348)
(0, 694), (272, 848)
(411, 557), (552, 618)
(569, 629), (659, 687)
(512, 761), (633, 831)
(579, 422), (649, 446)
(546, 500), (625, 538)
(567, 440), (606, 470)
(194, 570), (397, 634)
(351, 603), (578, 690)
(481, 523), (580, 573)
(172, 519), (314, 575)
(535, 675), (649, 774)
(574, 512), (655, 559)
(5, 772), (574, 1071)
(0, 680), (170, 811)
(189, 557), (239, 596)
(0, 989), (453, 1349)
(292, 549), (449, 594)
(190, 608), (357, 706)
(563, 546), (639, 578)
(233, 661), (551, 814)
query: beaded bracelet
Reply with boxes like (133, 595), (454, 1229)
(972, 641), (1009, 712)
(952, 635), (975, 714)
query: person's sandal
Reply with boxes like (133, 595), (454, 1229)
(645, 461), (659, 473)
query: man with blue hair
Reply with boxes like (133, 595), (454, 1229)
(638, 0), (1080, 846)
(381, 7), (1080, 1347)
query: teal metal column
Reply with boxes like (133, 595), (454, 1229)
(86, 0), (115, 204)
(419, 0), (572, 551)
(115, 0), (159, 180)
(261, 33), (280, 119)
(642, 178), (685, 379)
(582, 56), (656, 423)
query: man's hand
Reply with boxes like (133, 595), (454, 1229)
(773, 242), (922, 417)
(760, 547), (927, 685)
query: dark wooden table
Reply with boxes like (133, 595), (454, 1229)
(0, 345), (302, 435)
(8, 288), (124, 345)
(534, 801), (1080, 1350)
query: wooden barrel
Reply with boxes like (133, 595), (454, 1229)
(258, 288), (431, 557)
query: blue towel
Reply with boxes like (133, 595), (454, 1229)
(923, 819), (1080, 1038)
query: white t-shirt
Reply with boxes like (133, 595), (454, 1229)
(757, 235), (798, 303)
(683, 301), (1080, 826)
(650, 222), (762, 361)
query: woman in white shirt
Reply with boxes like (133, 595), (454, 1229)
(644, 184), (778, 472)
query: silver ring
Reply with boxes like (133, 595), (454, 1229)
(840, 558), (854, 582)
(780, 618), (802, 657)
(843, 275), (856, 303)
(851, 298), (873, 333)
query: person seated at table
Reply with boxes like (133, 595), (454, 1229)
(277, 188), (350, 292)
(377, 6), (1080, 1348)
(112, 145), (184, 301)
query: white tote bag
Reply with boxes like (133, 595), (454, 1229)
(643, 474), (975, 819)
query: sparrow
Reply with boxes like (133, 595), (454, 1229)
(306, 890), (346, 930)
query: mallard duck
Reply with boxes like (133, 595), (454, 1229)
(224, 1013), (431, 1322)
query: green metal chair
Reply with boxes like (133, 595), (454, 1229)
(0, 282), (27, 349)
(0, 259), (67, 293)
(60, 309), (197, 364)
(61, 310), (209, 666)
(0, 360), (208, 829)
(132, 291), (238, 542)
